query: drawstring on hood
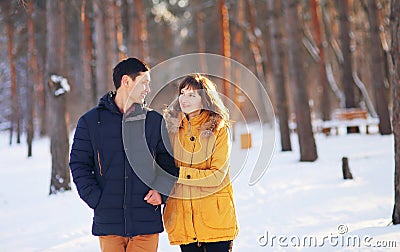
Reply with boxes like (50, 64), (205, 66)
(97, 91), (120, 115)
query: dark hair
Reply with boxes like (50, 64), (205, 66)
(112, 57), (150, 89)
(175, 74), (230, 123)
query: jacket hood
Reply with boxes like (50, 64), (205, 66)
(97, 91), (121, 114)
(97, 91), (150, 118)
(164, 108), (224, 135)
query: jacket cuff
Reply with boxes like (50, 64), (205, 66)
(161, 194), (168, 204)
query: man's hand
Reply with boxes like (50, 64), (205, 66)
(144, 189), (162, 205)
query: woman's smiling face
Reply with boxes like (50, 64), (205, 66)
(179, 86), (202, 118)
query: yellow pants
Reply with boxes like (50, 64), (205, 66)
(99, 233), (159, 252)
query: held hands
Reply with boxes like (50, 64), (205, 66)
(144, 189), (162, 205)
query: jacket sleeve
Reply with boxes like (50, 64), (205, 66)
(177, 126), (230, 187)
(69, 117), (102, 209)
(151, 116), (179, 202)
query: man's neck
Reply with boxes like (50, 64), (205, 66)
(114, 90), (127, 113)
(114, 90), (141, 113)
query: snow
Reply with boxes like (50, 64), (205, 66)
(50, 74), (70, 96)
(1, 126), (399, 251)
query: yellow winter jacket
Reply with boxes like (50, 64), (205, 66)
(163, 111), (239, 245)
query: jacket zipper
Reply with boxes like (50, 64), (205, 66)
(151, 152), (159, 211)
(124, 157), (128, 236)
(122, 119), (128, 236)
(97, 150), (103, 176)
(187, 120), (195, 167)
(187, 120), (192, 136)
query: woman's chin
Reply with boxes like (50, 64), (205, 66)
(181, 108), (192, 114)
(186, 109), (202, 117)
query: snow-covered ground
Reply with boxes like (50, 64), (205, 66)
(0, 125), (399, 251)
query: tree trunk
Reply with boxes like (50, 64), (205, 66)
(194, 0), (207, 71)
(337, 0), (361, 134)
(231, 0), (245, 141)
(391, 0), (400, 225)
(283, 0), (317, 161)
(310, 0), (331, 121)
(38, 63), (47, 137)
(353, 71), (378, 117)
(247, 0), (271, 122)
(337, 0), (356, 109)
(232, 0), (245, 104)
(367, 0), (392, 135)
(27, 0), (38, 157)
(39, 22), (48, 137)
(105, 0), (119, 67)
(127, 0), (140, 57)
(93, 0), (111, 96)
(233, 1), (268, 122)
(16, 113), (21, 144)
(195, 0), (206, 53)
(342, 157), (353, 179)
(267, 0), (292, 151)
(320, 3), (346, 107)
(59, 1), (66, 71)
(4, 2), (19, 146)
(80, 0), (96, 108)
(247, 0), (266, 85)
(126, 0), (138, 57)
(27, 2), (47, 138)
(33, 5), (47, 138)
(114, 0), (125, 60)
(46, 0), (71, 194)
(135, 0), (149, 62)
(218, 0), (231, 100)
(5, 3), (13, 146)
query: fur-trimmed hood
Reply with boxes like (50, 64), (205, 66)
(163, 109), (225, 135)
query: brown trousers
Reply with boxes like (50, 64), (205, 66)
(99, 233), (159, 252)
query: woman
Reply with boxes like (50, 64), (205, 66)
(163, 74), (239, 252)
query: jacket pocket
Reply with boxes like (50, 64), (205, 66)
(94, 189), (105, 210)
(200, 194), (236, 230)
(97, 150), (103, 176)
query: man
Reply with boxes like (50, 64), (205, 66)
(70, 57), (177, 252)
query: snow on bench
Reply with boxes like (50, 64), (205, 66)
(318, 109), (379, 135)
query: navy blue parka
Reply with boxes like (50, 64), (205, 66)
(69, 92), (177, 237)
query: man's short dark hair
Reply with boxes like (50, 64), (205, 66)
(112, 57), (150, 89)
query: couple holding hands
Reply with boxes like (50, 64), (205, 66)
(69, 57), (238, 252)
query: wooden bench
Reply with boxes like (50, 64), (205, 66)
(319, 109), (379, 135)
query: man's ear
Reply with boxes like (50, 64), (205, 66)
(121, 75), (130, 87)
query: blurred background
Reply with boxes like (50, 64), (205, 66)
(0, 0), (393, 131)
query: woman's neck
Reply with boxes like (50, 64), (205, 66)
(186, 109), (202, 120)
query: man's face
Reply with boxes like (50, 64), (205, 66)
(127, 71), (151, 105)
